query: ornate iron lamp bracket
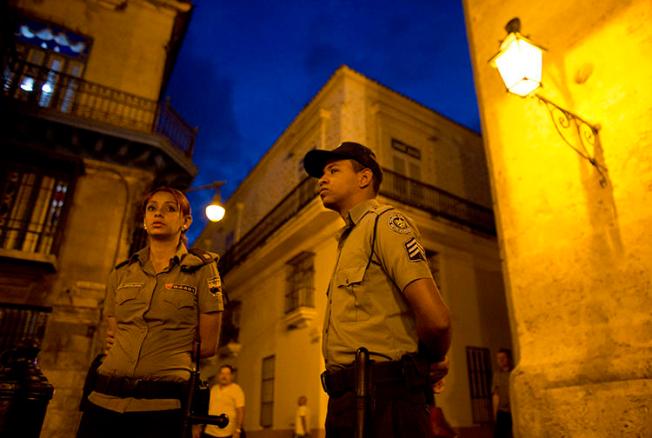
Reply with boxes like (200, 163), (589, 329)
(535, 94), (608, 187)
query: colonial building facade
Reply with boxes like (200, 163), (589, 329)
(196, 66), (510, 438)
(0, 1), (195, 436)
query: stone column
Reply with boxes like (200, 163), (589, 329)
(463, 0), (652, 436)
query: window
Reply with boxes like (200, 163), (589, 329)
(218, 300), (241, 347)
(224, 231), (235, 250)
(391, 139), (423, 201)
(4, 15), (91, 111)
(466, 346), (493, 423)
(260, 355), (275, 428)
(0, 165), (74, 257)
(285, 252), (315, 314)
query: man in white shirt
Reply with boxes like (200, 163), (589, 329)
(294, 395), (310, 438)
(201, 365), (245, 438)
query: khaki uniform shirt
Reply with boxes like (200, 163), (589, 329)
(89, 245), (223, 412)
(492, 369), (511, 412)
(323, 199), (433, 370)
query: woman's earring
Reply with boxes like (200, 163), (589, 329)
(143, 223), (148, 231)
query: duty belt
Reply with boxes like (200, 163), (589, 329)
(94, 374), (186, 399)
(321, 354), (429, 397)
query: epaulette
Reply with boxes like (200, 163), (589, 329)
(182, 248), (220, 272)
(373, 205), (395, 217)
(114, 258), (131, 270)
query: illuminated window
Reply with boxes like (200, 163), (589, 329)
(4, 15), (91, 110)
(285, 252), (315, 314)
(260, 355), (275, 428)
(0, 166), (74, 256)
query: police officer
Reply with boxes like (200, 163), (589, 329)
(77, 187), (224, 438)
(303, 142), (452, 438)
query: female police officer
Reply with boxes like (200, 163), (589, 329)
(77, 187), (224, 438)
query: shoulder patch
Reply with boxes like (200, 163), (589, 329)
(388, 213), (412, 234)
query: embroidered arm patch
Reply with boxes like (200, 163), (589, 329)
(207, 276), (222, 294)
(388, 213), (412, 234)
(405, 237), (426, 262)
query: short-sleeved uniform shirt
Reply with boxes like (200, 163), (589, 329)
(323, 199), (434, 370)
(89, 244), (223, 413)
(492, 369), (511, 412)
(204, 383), (245, 437)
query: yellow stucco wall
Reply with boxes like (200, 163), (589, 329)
(464, 0), (652, 435)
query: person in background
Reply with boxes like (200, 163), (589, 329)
(294, 395), (310, 438)
(492, 348), (514, 438)
(199, 365), (245, 438)
(77, 187), (224, 438)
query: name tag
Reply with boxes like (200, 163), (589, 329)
(165, 283), (197, 295)
(117, 282), (144, 289)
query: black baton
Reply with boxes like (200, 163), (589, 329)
(354, 347), (370, 438)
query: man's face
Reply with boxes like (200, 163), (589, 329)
(218, 367), (233, 385)
(497, 352), (511, 370)
(317, 159), (360, 211)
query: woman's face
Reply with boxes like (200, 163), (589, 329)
(144, 191), (191, 241)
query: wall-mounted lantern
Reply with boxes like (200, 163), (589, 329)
(490, 18), (543, 97)
(490, 18), (608, 187)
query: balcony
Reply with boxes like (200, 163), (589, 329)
(2, 58), (196, 157)
(218, 170), (496, 276)
(380, 169), (496, 236)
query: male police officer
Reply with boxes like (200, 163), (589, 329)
(304, 142), (452, 437)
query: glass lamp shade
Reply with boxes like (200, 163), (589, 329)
(492, 32), (543, 97)
(205, 203), (226, 222)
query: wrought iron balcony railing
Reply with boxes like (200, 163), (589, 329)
(380, 169), (496, 236)
(218, 170), (496, 275)
(2, 59), (196, 156)
(218, 175), (318, 276)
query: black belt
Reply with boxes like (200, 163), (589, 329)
(94, 374), (186, 399)
(321, 355), (429, 397)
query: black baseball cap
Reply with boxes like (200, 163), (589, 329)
(303, 142), (383, 184)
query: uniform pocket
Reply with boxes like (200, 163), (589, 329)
(114, 287), (140, 320)
(163, 289), (196, 310)
(334, 266), (370, 322)
(335, 266), (366, 287)
(116, 287), (139, 304)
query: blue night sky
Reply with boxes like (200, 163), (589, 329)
(165, 0), (480, 244)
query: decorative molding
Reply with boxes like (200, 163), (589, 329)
(283, 306), (317, 329)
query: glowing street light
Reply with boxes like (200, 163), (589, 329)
(205, 201), (226, 222)
(187, 181), (227, 222)
(490, 18), (543, 97)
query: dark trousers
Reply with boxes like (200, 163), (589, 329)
(325, 387), (432, 438)
(77, 401), (184, 438)
(494, 410), (513, 438)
